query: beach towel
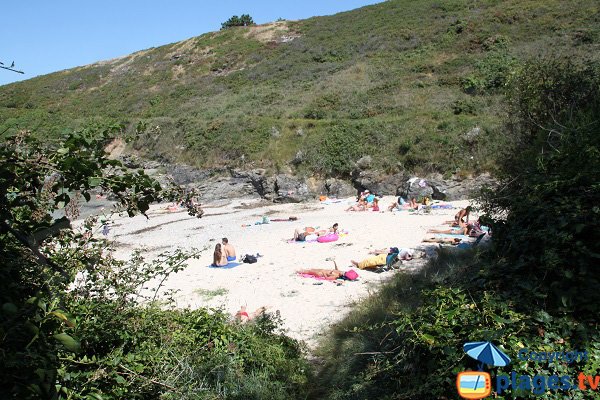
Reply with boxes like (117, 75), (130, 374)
(297, 273), (332, 281)
(209, 262), (243, 269)
(431, 204), (454, 209)
(435, 234), (471, 240)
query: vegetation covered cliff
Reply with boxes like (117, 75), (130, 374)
(1, 0), (598, 178)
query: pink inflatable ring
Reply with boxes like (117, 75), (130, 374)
(317, 233), (339, 243)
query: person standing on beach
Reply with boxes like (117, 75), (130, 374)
(222, 238), (237, 261)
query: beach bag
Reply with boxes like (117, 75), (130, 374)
(242, 254), (258, 264)
(343, 269), (359, 281)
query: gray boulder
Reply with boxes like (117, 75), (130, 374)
(352, 171), (404, 195)
(324, 178), (356, 198)
(231, 169), (276, 200)
(195, 176), (259, 201)
(274, 174), (311, 203)
(435, 173), (497, 200)
(398, 177), (435, 200)
(167, 164), (213, 186)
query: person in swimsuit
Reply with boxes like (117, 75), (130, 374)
(329, 223), (340, 234)
(222, 237), (236, 261)
(298, 259), (357, 280)
(212, 243), (228, 266)
(235, 305), (267, 324)
(422, 237), (462, 245)
(427, 225), (472, 235)
(453, 206), (472, 226)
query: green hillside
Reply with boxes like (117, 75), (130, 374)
(1, 0), (598, 177)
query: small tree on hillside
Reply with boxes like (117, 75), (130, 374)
(221, 14), (255, 30)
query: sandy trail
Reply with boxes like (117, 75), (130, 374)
(105, 196), (470, 347)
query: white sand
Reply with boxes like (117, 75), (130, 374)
(105, 197), (471, 348)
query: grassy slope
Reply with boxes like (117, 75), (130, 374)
(0, 0), (598, 176)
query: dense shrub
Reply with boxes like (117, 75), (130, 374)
(0, 129), (309, 399)
(312, 58), (600, 399)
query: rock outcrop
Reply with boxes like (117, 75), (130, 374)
(134, 158), (497, 203)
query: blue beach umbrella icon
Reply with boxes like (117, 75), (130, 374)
(464, 341), (511, 368)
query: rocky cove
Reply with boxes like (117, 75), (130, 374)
(121, 155), (497, 203)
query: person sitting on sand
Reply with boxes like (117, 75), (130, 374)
(235, 305), (267, 324)
(213, 243), (228, 267)
(329, 223), (340, 234)
(387, 196), (408, 211)
(428, 225), (472, 235)
(222, 237), (236, 261)
(370, 197), (380, 211)
(364, 190), (376, 204)
(298, 259), (358, 280)
(409, 197), (419, 209)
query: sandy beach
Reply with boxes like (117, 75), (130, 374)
(103, 196), (471, 348)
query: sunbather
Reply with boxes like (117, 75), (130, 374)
(422, 237), (462, 245)
(428, 225), (472, 235)
(298, 259), (358, 280)
(345, 199), (367, 212)
(368, 247), (418, 260)
(350, 253), (388, 270)
(212, 243), (228, 266)
(235, 305), (267, 324)
(329, 223), (340, 234)
(454, 206), (472, 225)
(369, 197), (380, 211)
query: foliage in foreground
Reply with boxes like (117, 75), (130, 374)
(312, 58), (600, 399)
(0, 129), (310, 399)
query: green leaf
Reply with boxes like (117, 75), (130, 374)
(53, 333), (81, 353)
(421, 334), (435, 345)
(88, 177), (102, 187)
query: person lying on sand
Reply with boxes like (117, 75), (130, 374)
(345, 199), (367, 212)
(351, 253), (389, 270)
(235, 305), (267, 324)
(428, 225), (472, 235)
(298, 259), (358, 281)
(422, 237), (462, 245)
(293, 227), (315, 241)
(368, 247), (420, 261)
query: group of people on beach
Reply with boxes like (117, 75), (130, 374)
(210, 199), (483, 323)
(345, 190), (381, 212)
(345, 191), (434, 213)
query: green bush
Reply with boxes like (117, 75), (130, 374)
(0, 128), (310, 399)
(312, 57), (600, 399)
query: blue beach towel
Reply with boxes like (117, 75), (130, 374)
(209, 262), (243, 269)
